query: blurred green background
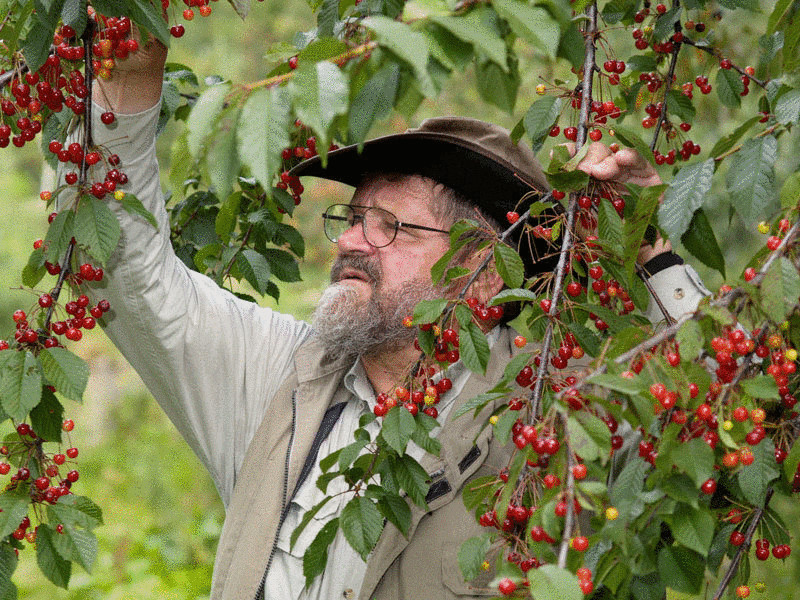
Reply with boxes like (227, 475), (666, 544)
(0, 0), (799, 597)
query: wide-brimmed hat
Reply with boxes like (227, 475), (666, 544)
(290, 116), (559, 276)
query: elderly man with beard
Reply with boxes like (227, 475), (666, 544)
(81, 40), (709, 600)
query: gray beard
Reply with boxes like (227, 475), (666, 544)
(311, 254), (442, 360)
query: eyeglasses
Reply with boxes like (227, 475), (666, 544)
(322, 204), (450, 248)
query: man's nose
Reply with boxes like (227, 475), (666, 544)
(336, 220), (374, 253)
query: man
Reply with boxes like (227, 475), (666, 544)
(85, 39), (708, 599)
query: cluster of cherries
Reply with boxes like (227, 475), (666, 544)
(162, 0), (217, 38)
(373, 368), (453, 420)
(276, 120), (341, 208)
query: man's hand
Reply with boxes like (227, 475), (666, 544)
(575, 142), (672, 264)
(94, 29), (167, 114)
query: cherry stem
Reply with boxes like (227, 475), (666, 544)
(650, 1), (681, 153)
(681, 37), (768, 89)
(530, 2), (597, 419)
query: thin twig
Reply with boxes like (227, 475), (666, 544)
(650, 2), (682, 151)
(557, 413), (576, 568)
(682, 37), (768, 89)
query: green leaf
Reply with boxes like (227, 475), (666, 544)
(36, 526), (71, 589)
(49, 524), (96, 573)
(412, 299), (448, 325)
(665, 90), (696, 123)
(390, 454), (430, 508)
(610, 458), (647, 518)
(666, 504), (715, 556)
(303, 518), (339, 588)
(675, 319), (703, 364)
(494, 244), (524, 288)
(61, 0), (87, 35)
(0, 544), (18, 600)
(340, 496), (384, 560)
(22, 247), (46, 288)
(623, 184), (664, 277)
(74, 197), (122, 265)
(780, 171), (800, 210)
(90, 0), (170, 44)
(377, 492), (411, 536)
(458, 535), (492, 581)
(22, 18), (60, 74)
(588, 373), (646, 396)
(761, 256), (800, 323)
(709, 115), (760, 159)
(768, 0), (794, 33)
(524, 96), (563, 153)
(653, 5), (680, 40)
(47, 495), (103, 530)
(264, 249), (300, 282)
(546, 169), (590, 193)
(716, 68), (744, 108)
(317, 0), (339, 36)
(236, 249), (272, 295)
(784, 438), (800, 481)
(670, 438), (714, 487)
(349, 64), (400, 148)
(290, 496), (332, 550)
(30, 386), (63, 443)
(774, 89), (800, 124)
(657, 546), (704, 594)
(568, 412), (611, 464)
(187, 83), (230, 158)
(528, 565), (583, 600)
(0, 351), (41, 421)
(492, 0), (559, 56)
(118, 193), (158, 228)
(475, 59), (519, 113)
(612, 125), (657, 169)
(598, 198), (624, 258)
(727, 136), (778, 227)
(432, 7), (507, 71)
(38, 348), (89, 403)
(289, 62), (349, 161)
(658, 159), (714, 240)
(207, 107), (242, 204)
(364, 16), (435, 97)
(681, 208), (725, 277)
(215, 191), (241, 244)
(44, 210), (75, 264)
(382, 406), (416, 455)
(0, 494), (29, 539)
(458, 321), (490, 375)
(738, 438), (780, 505)
(741, 375), (780, 399)
(236, 87), (292, 193)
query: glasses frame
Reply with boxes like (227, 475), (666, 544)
(322, 204), (450, 248)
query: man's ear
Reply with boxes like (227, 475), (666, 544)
(467, 265), (505, 305)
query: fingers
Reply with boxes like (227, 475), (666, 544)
(577, 142), (662, 187)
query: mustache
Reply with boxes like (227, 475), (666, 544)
(330, 253), (382, 285)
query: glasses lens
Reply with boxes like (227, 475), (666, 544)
(323, 204), (354, 243)
(363, 207), (397, 247)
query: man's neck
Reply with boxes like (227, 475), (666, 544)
(360, 343), (421, 395)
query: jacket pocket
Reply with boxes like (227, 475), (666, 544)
(440, 542), (498, 597)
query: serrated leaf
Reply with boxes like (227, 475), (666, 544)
(727, 136), (778, 227)
(49, 524), (96, 572)
(675, 319), (703, 363)
(36, 526), (71, 589)
(215, 191), (241, 244)
(610, 458), (647, 518)
(546, 169), (589, 193)
(775, 89), (800, 124)
(0, 351), (41, 422)
(290, 496), (332, 550)
(710, 116), (760, 159)
(22, 247), (46, 288)
(364, 16), (435, 97)
(377, 492), (411, 536)
(653, 5), (680, 40)
(761, 256), (800, 323)
(237, 87), (291, 194)
(38, 348), (88, 403)
(340, 496), (384, 560)
(657, 546), (704, 594)
(44, 210), (75, 264)
(624, 184), (664, 277)
(738, 438), (780, 505)
(187, 83), (230, 158)
(524, 96), (563, 152)
(781, 171), (800, 209)
(670, 438), (714, 487)
(29, 386), (62, 443)
(716, 68), (744, 108)
(475, 59), (519, 113)
(236, 249), (272, 295)
(0, 494), (29, 539)
(588, 373), (646, 395)
(459, 321), (490, 375)
(681, 208), (725, 277)
(741, 375), (780, 399)
(117, 193), (158, 228)
(494, 244), (524, 288)
(598, 198), (624, 258)
(492, 0), (559, 56)
(458, 535), (492, 581)
(317, 0), (339, 36)
(784, 439), (800, 481)
(390, 454), (429, 508)
(412, 299), (448, 325)
(432, 7), (506, 71)
(303, 518), (338, 588)
(264, 249), (300, 282)
(61, 0), (87, 35)
(22, 20), (59, 74)
(667, 504), (715, 556)
(0, 543), (18, 600)
(48, 495), (103, 530)
(289, 62), (349, 162)
(349, 64), (400, 148)
(658, 159), (714, 240)
(528, 565), (583, 600)
(568, 412), (610, 464)
(382, 406), (416, 455)
(207, 108), (242, 204)
(665, 90), (696, 123)
(74, 197), (122, 265)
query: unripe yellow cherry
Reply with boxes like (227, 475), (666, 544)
(489, 415), (499, 425)
(605, 507), (619, 520)
(113, 190), (125, 201)
(536, 83), (547, 95)
(723, 420), (733, 431)
(481, 560), (491, 571)
(785, 348), (797, 361)
(757, 221), (770, 234)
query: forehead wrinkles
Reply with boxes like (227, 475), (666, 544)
(352, 173), (439, 220)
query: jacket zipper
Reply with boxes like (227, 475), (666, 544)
(254, 390), (297, 600)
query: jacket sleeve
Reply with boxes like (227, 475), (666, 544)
(65, 102), (312, 506)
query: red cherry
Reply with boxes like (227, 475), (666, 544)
(571, 536), (589, 551)
(701, 478), (717, 494)
(100, 111), (115, 125)
(506, 211), (519, 224)
(170, 24), (185, 38)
